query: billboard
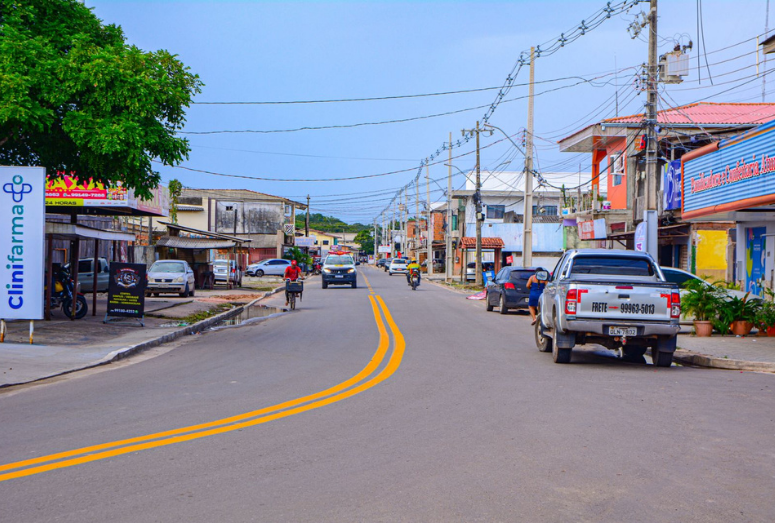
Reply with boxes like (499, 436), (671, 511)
(663, 159), (682, 211)
(577, 219), (607, 240)
(1, 167), (46, 320)
(46, 173), (169, 216)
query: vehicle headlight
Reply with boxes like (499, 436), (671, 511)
(347, 268), (355, 273)
(323, 268), (332, 273)
(175, 276), (184, 283)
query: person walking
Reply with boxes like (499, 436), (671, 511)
(527, 268), (548, 325)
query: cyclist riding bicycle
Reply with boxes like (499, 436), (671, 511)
(406, 258), (421, 287)
(284, 260), (304, 306)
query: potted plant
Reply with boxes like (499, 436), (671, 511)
(753, 300), (775, 336)
(682, 279), (723, 337)
(718, 293), (760, 336)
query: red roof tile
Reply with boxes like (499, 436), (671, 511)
(603, 102), (775, 126)
(460, 237), (504, 249)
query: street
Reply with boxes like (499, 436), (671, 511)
(1, 266), (774, 522)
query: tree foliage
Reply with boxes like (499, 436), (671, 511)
(0, 0), (203, 197)
(294, 212), (369, 234)
(282, 246), (312, 267)
(354, 229), (374, 255)
(168, 178), (183, 224)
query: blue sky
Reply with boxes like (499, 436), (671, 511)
(86, 0), (771, 224)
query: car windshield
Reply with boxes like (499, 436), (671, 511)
(213, 260), (229, 266)
(570, 256), (655, 277)
(150, 261), (185, 273)
(326, 255), (354, 265)
(392, 259), (408, 264)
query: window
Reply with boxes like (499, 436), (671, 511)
(570, 256), (655, 277)
(610, 153), (625, 187)
(486, 205), (505, 220)
(322, 240), (329, 245)
(662, 269), (698, 286)
(533, 205), (558, 215)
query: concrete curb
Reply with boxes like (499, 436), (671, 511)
(673, 349), (775, 373)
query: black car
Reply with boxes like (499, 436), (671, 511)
(485, 266), (541, 314)
(376, 258), (391, 269)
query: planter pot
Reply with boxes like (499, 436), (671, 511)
(756, 327), (769, 336)
(694, 320), (713, 337)
(730, 321), (754, 336)
(768, 326), (775, 337)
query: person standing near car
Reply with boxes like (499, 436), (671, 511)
(284, 260), (304, 306)
(527, 268), (548, 325)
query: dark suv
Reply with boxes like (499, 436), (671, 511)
(485, 266), (540, 314)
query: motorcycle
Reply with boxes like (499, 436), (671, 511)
(50, 266), (88, 319)
(408, 269), (420, 291)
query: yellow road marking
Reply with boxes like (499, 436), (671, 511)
(0, 295), (404, 482)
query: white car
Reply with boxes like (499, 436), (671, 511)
(388, 258), (409, 276)
(213, 259), (242, 286)
(246, 258), (291, 277)
(660, 267), (749, 300)
(146, 260), (196, 297)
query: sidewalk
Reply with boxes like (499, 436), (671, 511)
(0, 280), (285, 388)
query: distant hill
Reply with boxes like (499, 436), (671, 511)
(295, 213), (369, 234)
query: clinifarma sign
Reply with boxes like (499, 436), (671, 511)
(1, 167), (46, 320)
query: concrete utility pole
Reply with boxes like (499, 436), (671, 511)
(373, 221), (377, 261)
(645, 0), (659, 259)
(461, 121), (492, 286)
(446, 132), (453, 282)
(305, 195), (310, 263)
(523, 46), (536, 267)
(426, 160), (433, 276)
(415, 174), (420, 260)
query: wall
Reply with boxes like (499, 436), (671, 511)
(604, 137), (628, 210)
(695, 229), (728, 282)
(467, 222), (564, 253)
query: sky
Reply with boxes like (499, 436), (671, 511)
(85, 0), (773, 224)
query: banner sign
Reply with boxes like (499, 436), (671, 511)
(1, 167), (46, 320)
(663, 159), (682, 211)
(378, 245), (392, 253)
(106, 263), (147, 319)
(295, 236), (316, 247)
(683, 120), (775, 218)
(634, 221), (647, 251)
(46, 174), (169, 216)
(577, 218), (607, 240)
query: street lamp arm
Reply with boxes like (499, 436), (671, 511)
(484, 124), (526, 156)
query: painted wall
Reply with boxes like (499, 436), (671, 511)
(695, 229), (728, 282)
(465, 222), (564, 252)
(604, 137), (628, 210)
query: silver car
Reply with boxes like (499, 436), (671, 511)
(246, 258), (291, 277)
(146, 260), (196, 297)
(388, 258), (409, 276)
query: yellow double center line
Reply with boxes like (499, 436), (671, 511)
(0, 282), (403, 482)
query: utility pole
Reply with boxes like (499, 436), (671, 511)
(426, 160), (433, 276)
(305, 195), (310, 264)
(415, 174), (420, 260)
(446, 132), (453, 282)
(523, 47), (536, 268)
(645, 0), (659, 259)
(373, 221), (377, 262)
(461, 121), (492, 286)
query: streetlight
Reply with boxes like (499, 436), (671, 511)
(485, 123), (534, 267)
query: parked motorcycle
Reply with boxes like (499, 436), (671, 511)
(50, 266), (88, 319)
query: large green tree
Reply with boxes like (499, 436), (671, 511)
(0, 0), (202, 197)
(354, 229), (374, 255)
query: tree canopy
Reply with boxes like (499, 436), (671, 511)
(0, 0), (202, 197)
(354, 229), (374, 255)
(295, 212), (369, 234)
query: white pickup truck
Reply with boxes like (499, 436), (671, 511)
(535, 249), (681, 367)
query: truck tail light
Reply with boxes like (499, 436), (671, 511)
(503, 282), (515, 290)
(565, 288), (578, 315)
(670, 292), (681, 318)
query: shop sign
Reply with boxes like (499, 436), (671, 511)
(683, 120), (775, 218)
(295, 237), (316, 247)
(577, 218), (607, 240)
(106, 263), (147, 320)
(378, 245), (392, 253)
(663, 159), (682, 210)
(1, 167), (46, 320)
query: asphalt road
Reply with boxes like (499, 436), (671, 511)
(1, 267), (774, 522)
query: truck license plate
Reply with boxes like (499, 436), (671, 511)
(609, 327), (637, 336)
(335, 275), (343, 278)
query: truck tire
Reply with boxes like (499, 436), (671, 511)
(499, 294), (509, 314)
(535, 320), (552, 353)
(322, 281), (328, 289)
(552, 344), (571, 364)
(652, 347), (674, 367)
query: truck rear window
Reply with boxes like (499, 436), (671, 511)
(570, 256), (655, 277)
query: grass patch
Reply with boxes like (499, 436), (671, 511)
(180, 303), (239, 324)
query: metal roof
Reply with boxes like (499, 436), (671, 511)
(602, 102), (775, 126)
(156, 237), (238, 249)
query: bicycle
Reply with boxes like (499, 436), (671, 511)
(286, 279), (304, 310)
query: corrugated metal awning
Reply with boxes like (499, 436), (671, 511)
(46, 222), (136, 242)
(156, 236), (237, 249)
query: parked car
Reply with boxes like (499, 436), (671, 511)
(246, 258), (291, 277)
(146, 260), (196, 297)
(660, 266), (748, 300)
(65, 257), (110, 293)
(485, 267), (540, 314)
(213, 259), (242, 287)
(465, 261), (495, 281)
(421, 258), (445, 273)
(376, 258), (391, 269)
(388, 258), (409, 276)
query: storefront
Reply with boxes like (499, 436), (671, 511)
(682, 119), (775, 295)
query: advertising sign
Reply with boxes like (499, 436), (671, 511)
(45, 173), (169, 216)
(577, 219), (607, 240)
(295, 237), (316, 247)
(106, 263), (147, 320)
(663, 159), (682, 211)
(1, 167), (46, 320)
(683, 120), (775, 218)
(378, 245), (392, 253)
(634, 221), (647, 251)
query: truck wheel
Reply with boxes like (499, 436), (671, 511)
(535, 320), (553, 353)
(499, 294), (509, 314)
(552, 343), (571, 364)
(352, 281), (357, 289)
(322, 281), (328, 289)
(652, 347), (674, 367)
(485, 293), (494, 312)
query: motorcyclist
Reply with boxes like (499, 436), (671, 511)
(284, 260), (304, 306)
(406, 258), (421, 287)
